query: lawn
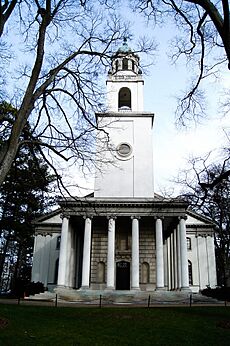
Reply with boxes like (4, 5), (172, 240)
(0, 305), (230, 345)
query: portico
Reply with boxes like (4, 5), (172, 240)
(55, 197), (190, 292)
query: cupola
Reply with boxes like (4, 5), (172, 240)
(108, 38), (142, 76)
(106, 38), (144, 112)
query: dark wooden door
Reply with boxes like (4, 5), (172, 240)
(116, 261), (130, 290)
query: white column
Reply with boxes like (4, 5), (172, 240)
(155, 217), (164, 290)
(64, 225), (71, 287)
(206, 235), (217, 288)
(177, 225), (181, 289)
(198, 236), (209, 289)
(179, 217), (190, 290)
(42, 234), (52, 288)
(167, 237), (171, 290)
(57, 215), (69, 286)
(131, 217), (140, 290)
(163, 240), (168, 289)
(170, 233), (175, 290)
(173, 229), (178, 289)
(81, 217), (92, 288)
(31, 234), (42, 282)
(66, 225), (75, 288)
(107, 216), (116, 289)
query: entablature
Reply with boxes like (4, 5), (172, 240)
(57, 197), (188, 219)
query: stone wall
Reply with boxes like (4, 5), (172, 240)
(139, 227), (156, 290)
(91, 226), (108, 289)
(90, 222), (156, 291)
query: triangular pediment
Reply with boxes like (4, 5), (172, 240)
(33, 208), (62, 225)
(186, 210), (214, 226)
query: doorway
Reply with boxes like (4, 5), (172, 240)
(116, 261), (130, 290)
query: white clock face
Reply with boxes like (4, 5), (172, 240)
(116, 143), (132, 157)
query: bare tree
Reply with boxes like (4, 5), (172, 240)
(130, 1), (230, 191)
(0, 0), (18, 37)
(131, 0), (230, 123)
(176, 151), (230, 285)
(0, 1), (153, 189)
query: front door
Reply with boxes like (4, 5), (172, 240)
(116, 261), (130, 290)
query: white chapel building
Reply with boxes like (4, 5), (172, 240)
(31, 40), (217, 297)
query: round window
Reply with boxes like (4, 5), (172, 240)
(117, 143), (132, 157)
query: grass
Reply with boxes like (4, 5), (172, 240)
(0, 305), (230, 345)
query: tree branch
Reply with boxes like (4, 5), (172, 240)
(0, 0), (17, 37)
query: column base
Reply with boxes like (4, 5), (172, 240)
(180, 287), (191, 291)
(105, 286), (115, 291)
(155, 286), (166, 291)
(131, 287), (140, 291)
(56, 285), (69, 289)
(79, 286), (90, 290)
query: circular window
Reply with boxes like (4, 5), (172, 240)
(117, 143), (132, 157)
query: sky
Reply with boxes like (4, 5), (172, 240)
(128, 10), (230, 196)
(145, 50), (230, 195)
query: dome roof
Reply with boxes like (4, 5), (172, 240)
(117, 38), (132, 54)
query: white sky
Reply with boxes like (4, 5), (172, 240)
(145, 54), (230, 194)
(133, 13), (230, 195)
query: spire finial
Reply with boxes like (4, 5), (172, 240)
(122, 37), (128, 48)
(117, 37), (131, 53)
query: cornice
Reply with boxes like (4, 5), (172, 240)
(56, 197), (189, 219)
(186, 224), (214, 229)
(34, 224), (61, 235)
(95, 112), (154, 118)
(58, 197), (188, 208)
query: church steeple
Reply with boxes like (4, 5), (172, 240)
(94, 41), (154, 198)
(106, 39), (144, 112)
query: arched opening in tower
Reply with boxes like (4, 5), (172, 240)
(122, 58), (129, 70)
(118, 87), (131, 109)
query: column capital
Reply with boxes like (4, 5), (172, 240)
(178, 215), (187, 221)
(154, 215), (164, 220)
(36, 232), (46, 236)
(44, 232), (52, 237)
(60, 213), (70, 220)
(131, 215), (141, 220)
(107, 215), (117, 220)
(83, 215), (93, 220)
(206, 233), (213, 238)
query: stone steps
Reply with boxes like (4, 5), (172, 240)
(26, 291), (56, 301)
(27, 289), (223, 305)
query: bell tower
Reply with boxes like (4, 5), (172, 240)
(94, 39), (154, 198)
(106, 38), (144, 112)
